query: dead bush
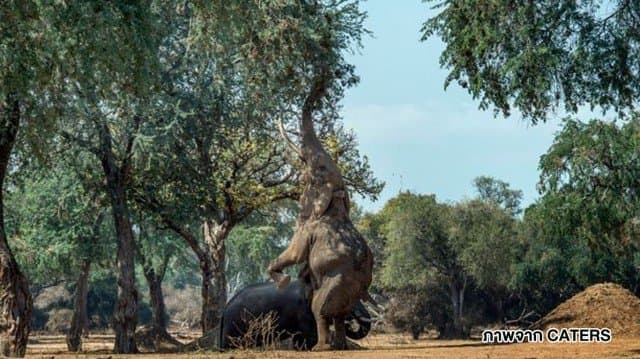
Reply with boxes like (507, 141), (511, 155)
(227, 311), (286, 350)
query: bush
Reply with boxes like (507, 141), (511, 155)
(385, 285), (451, 339)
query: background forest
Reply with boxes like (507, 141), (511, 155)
(1, 0), (640, 357)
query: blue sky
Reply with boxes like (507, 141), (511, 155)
(340, 1), (564, 212)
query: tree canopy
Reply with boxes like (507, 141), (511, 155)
(423, 1), (640, 123)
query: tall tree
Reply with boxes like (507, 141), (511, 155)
(53, 2), (166, 352)
(132, 216), (186, 350)
(6, 153), (111, 352)
(380, 192), (469, 337)
(449, 199), (519, 320)
(0, 1), (64, 355)
(379, 190), (521, 337)
(473, 176), (523, 217)
(536, 117), (640, 291)
(510, 117), (640, 318)
(423, 1), (640, 123)
(134, 0), (380, 334)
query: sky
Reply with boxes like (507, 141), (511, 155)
(340, 1), (564, 213)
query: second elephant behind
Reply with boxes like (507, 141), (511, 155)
(220, 280), (371, 350)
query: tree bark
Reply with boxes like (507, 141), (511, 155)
(0, 94), (32, 357)
(141, 257), (168, 331)
(98, 122), (138, 354)
(159, 216), (229, 334)
(201, 220), (229, 334)
(66, 261), (91, 352)
(447, 275), (467, 338)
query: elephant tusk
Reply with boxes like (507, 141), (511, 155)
(278, 117), (304, 159)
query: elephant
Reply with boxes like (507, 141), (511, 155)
(219, 280), (371, 350)
(268, 71), (374, 350)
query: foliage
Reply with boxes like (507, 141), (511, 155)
(6, 159), (112, 287)
(451, 200), (519, 290)
(473, 176), (523, 217)
(226, 226), (286, 293)
(379, 193), (452, 289)
(373, 186), (522, 336)
(423, 1), (640, 123)
(511, 117), (640, 313)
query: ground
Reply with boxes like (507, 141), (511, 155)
(26, 331), (640, 359)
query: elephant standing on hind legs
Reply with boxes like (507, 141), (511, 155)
(267, 74), (373, 351)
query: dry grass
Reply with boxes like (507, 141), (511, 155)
(25, 332), (640, 358)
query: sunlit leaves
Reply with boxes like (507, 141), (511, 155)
(423, 1), (640, 123)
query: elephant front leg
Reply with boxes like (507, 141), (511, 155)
(267, 256), (293, 288)
(267, 229), (310, 288)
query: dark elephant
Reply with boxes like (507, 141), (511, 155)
(220, 280), (371, 350)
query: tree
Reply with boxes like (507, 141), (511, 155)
(53, 2), (166, 352)
(6, 153), (112, 352)
(422, 1), (640, 123)
(380, 192), (469, 337)
(528, 117), (640, 293)
(8, 160), (110, 350)
(450, 199), (519, 320)
(379, 189), (521, 337)
(0, 0), (64, 354)
(473, 176), (523, 217)
(133, 1), (380, 334)
(132, 216), (185, 349)
(508, 117), (640, 320)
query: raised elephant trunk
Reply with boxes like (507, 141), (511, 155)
(268, 68), (373, 350)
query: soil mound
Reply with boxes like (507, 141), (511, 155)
(533, 283), (640, 338)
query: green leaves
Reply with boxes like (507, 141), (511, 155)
(375, 190), (519, 293)
(423, 0), (640, 123)
(7, 160), (112, 285)
(527, 115), (640, 292)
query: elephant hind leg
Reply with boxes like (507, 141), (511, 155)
(311, 297), (331, 351)
(311, 274), (354, 351)
(333, 315), (347, 350)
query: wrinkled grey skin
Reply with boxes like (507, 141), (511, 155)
(268, 75), (374, 350)
(219, 280), (371, 350)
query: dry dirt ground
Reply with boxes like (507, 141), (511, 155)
(26, 332), (640, 359)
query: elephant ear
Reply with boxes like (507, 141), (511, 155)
(312, 182), (334, 218)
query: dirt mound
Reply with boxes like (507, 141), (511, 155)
(533, 283), (640, 338)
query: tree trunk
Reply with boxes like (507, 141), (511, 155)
(99, 123), (138, 354)
(159, 216), (229, 334)
(0, 94), (32, 357)
(447, 276), (467, 338)
(66, 261), (91, 352)
(200, 220), (229, 334)
(142, 261), (168, 331)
